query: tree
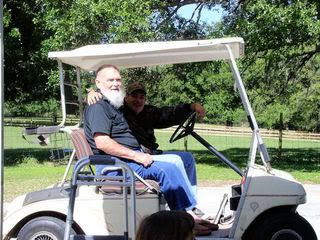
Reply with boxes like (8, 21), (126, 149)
(4, 0), (320, 131)
(4, 0), (161, 112)
(222, 0), (320, 130)
(4, 1), (54, 102)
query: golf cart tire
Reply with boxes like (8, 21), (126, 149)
(243, 212), (317, 240)
(17, 216), (75, 240)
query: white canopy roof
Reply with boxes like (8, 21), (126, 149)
(48, 37), (244, 71)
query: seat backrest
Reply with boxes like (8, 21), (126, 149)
(70, 129), (160, 195)
(70, 128), (93, 159)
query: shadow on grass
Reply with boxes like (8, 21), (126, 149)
(170, 147), (320, 173)
(4, 148), (70, 166)
(4, 147), (320, 173)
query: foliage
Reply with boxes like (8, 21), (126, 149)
(35, 0), (157, 50)
(222, 0), (320, 130)
(4, 1), (54, 102)
(287, 76), (320, 132)
(3, 0), (320, 132)
(4, 0), (158, 104)
(4, 98), (59, 118)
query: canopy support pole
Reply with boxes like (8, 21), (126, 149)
(0, 1), (5, 238)
(225, 44), (271, 171)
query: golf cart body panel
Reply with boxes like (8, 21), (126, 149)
(230, 165), (306, 239)
(4, 192), (70, 238)
(4, 37), (316, 240)
(247, 166), (306, 196)
(23, 186), (69, 205)
(3, 185), (162, 239)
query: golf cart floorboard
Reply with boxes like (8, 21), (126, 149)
(196, 223), (231, 239)
(71, 236), (125, 240)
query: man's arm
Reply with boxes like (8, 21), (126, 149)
(94, 133), (153, 167)
(87, 89), (102, 105)
(190, 102), (205, 120)
(148, 102), (205, 129)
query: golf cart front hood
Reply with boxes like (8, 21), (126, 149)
(231, 166), (307, 239)
(246, 165), (306, 200)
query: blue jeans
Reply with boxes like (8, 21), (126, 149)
(96, 155), (197, 211)
(155, 151), (197, 198)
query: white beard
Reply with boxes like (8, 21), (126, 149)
(101, 88), (125, 109)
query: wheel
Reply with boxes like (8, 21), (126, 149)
(169, 112), (196, 143)
(245, 212), (317, 240)
(17, 216), (75, 240)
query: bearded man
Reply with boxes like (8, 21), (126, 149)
(83, 64), (218, 234)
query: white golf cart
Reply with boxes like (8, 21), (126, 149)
(3, 37), (317, 240)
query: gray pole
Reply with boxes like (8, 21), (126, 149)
(0, 0), (4, 238)
(278, 112), (283, 160)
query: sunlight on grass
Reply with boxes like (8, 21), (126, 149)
(4, 161), (65, 201)
(3, 127), (320, 202)
(290, 170), (320, 183)
(196, 164), (240, 181)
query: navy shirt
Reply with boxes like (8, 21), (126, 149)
(84, 97), (140, 155)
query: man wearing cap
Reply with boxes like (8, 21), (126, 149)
(125, 82), (202, 193)
(84, 64), (217, 234)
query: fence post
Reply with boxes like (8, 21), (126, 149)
(278, 112), (283, 160)
(184, 136), (188, 152)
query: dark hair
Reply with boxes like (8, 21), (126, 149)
(136, 210), (195, 240)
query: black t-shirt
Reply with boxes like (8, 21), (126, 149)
(84, 98), (140, 155)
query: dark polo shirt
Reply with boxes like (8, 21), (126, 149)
(84, 97), (140, 155)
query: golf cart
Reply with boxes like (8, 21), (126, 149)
(3, 37), (317, 240)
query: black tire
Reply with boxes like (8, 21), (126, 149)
(17, 216), (75, 240)
(245, 212), (317, 240)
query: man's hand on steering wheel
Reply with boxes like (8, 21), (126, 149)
(190, 102), (205, 121)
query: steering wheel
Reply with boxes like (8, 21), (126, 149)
(169, 112), (196, 143)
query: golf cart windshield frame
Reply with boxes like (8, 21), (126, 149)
(49, 37), (271, 170)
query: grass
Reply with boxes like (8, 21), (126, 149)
(3, 127), (320, 202)
(156, 131), (320, 183)
(4, 159), (66, 201)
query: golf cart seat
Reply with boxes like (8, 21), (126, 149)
(70, 128), (160, 194)
(70, 128), (93, 160)
(65, 129), (146, 240)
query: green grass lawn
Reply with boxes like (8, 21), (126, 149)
(3, 126), (320, 202)
(4, 160), (66, 201)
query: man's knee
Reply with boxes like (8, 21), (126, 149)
(158, 154), (184, 166)
(169, 155), (184, 165)
(154, 160), (182, 175)
(176, 152), (196, 165)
